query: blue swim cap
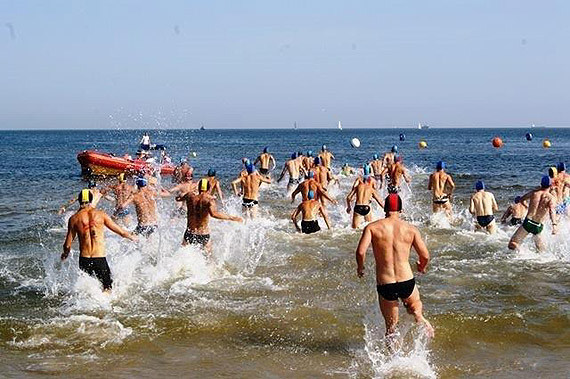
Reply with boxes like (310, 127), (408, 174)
(373, 153), (379, 160)
(263, 146), (269, 153)
(541, 175), (551, 188)
(291, 152), (297, 159)
(243, 158), (251, 166)
(557, 162), (566, 172)
(136, 177), (147, 187)
(363, 174), (370, 181)
(246, 163), (255, 174)
(363, 164), (371, 175)
(307, 171), (314, 179)
(322, 145), (327, 152)
(297, 150), (303, 156)
(514, 196), (521, 203)
(391, 145), (398, 153)
(307, 150), (313, 157)
(314, 157), (321, 165)
(88, 180), (97, 189)
(308, 190), (315, 200)
(436, 161), (446, 171)
(475, 180), (485, 191)
(208, 168), (216, 177)
(399, 133), (406, 141)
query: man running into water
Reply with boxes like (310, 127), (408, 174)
(173, 159), (193, 184)
(204, 169), (224, 200)
(59, 181), (105, 214)
(302, 150), (314, 172)
(469, 181), (499, 234)
(355, 193), (434, 341)
(554, 162), (570, 214)
(277, 152), (303, 192)
(291, 190), (331, 234)
(382, 156), (411, 194)
(109, 174), (133, 224)
(291, 171), (337, 205)
(346, 175), (385, 229)
(341, 163), (356, 176)
(254, 147), (276, 177)
(62, 189), (137, 292)
(500, 196), (527, 225)
(231, 163), (271, 218)
(313, 157), (336, 190)
(318, 145), (335, 169)
(177, 178), (242, 254)
(121, 177), (165, 237)
(428, 161), (455, 218)
(508, 176), (558, 252)
(382, 145), (398, 169)
(168, 171), (196, 216)
(370, 154), (383, 181)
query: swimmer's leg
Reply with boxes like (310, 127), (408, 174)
(533, 234), (545, 253)
(364, 212), (373, 223)
(403, 286), (434, 338)
(379, 298), (399, 336)
(351, 212), (361, 229)
(508, 225), (528, 250)
(487, 220), (497, 234)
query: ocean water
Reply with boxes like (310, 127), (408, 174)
(0, 128), (569, 378)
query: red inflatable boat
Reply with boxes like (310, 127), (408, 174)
(77, 150), (176, 176)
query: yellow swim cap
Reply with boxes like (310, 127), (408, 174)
(549, 166), (558, 178)
(78, 189), (92, 204)
(118, 173), (125, 182)
(199, 178), (209, 193)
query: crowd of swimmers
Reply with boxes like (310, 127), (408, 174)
(60, 141), (568, 347)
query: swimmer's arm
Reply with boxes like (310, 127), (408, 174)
(215, 181), (224, 200)
(500, 206), (512, 223)
(62, 219), (76, 260)
(355, 226), (372, 277)
(412, 227), (430, 273)
(291, 185), (301, 203)
(446, 175), (456, 192)
(519, 191), (533, 203)
(209, 201), (242, 222)
(371, 190), (385, 208)
(319, 204), (332, 229)
(291, 206), (302, 232)
(104, 214), (137, 241)
(253, 156), (261, 166)
(492, 194), (499, 212)
(403, 169), (412, 184)
(318, 184), (337, 205)
(549, 199), (558, 234)
(277, 164), (287, 183)
(120, 194), (134, 209)
(346, 187), (356, 212)
(59, 197), (77, 214)
(174, 192), (187, 202)
(427, 174), (433, 190)
(469, 196), (476, 215)
(270, 155), (276, 170)
(231, 178), (242, 196)
(260, 175), (272, 184)
(330, 153), (335, 160)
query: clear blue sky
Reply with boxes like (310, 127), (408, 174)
(1, 0), (569, 129)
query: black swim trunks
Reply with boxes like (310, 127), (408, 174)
(133, 224), (157, 237)
(354, 204), (371, 216)
(477, 215), (495, 227)
(433, 195), (449, 205)
(259, 168), (269, 175)
(387, 184), (400, 194)
(301, 220), (321, 234)
(510, 217), (522, 226)
(79, 257), (113, 290)
(183, 229), (210, 247)
(376, 278), (415, 301)
(242, 198), (259, 208)
(289, 177), (301, 185)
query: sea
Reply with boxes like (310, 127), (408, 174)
(0, 128), (569, 378)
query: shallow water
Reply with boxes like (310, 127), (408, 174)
(1, 128), (569, 378)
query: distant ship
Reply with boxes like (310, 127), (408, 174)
(338, 121), (342, 130)
(418, 122), (430, 130)
(294, 121), (297, 130)
(199, 123), (205, 131)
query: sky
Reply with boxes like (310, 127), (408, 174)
(1, 0), (569, 129)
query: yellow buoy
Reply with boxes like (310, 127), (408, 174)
(543, 139), (551, 148)
(419, 140), (428, 149)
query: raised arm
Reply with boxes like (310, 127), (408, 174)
(291, 204), (302, 232)
(104, 213), (137, 241)
(412, 227), (430, 273)
(62, 218), (77, 260)
(355, 225), (372, 277)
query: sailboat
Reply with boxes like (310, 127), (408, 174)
(338, 121), (342, 130)
(294, 121), (297, 130)
(418, 122), (430, 130)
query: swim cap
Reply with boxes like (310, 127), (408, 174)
(136, 177), (148, 187)
(384, 193), (403, 214)
(541, 175), (551, 188)
(307, 150), (313, 157)
(208, 168), (216, 177)
(297, 151), (303, 156)
(363, 174), (370, 182)
(363, 164), (371, 175)
(199, 178), (210, 193)
(436, 161), (446, 171)
(557, 162), (566, 172)
(291, 152), (297, 160)
(549, 167), (558, 178)
(514, 196), (521, 204)
(307, 171), (315, 179)
(314, 157), (321, 165)
(78, 189), (93, 204)
(88, 180), (97, 189)
(391, 145), (398, 153)
(308, 190), (315, 200)
(180, 158), (187, 163)
(118, 173), (125, 182)
(322, 145), (327, 152)
(263, 146), (269, 153)
(343, 163), (348, 167)
(373, 153), (379, 160)
(475, 180), (485, 191)
(246, 163), (255, 174)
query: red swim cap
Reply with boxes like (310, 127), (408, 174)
(384, 193), (402, 213)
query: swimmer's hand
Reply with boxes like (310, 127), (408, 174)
(416, 261), (427, 274)
(128, 234), (138, 242)
(61, 251), (69, 261)
(346, 206), (351, 214)
(58, 207), (65, 215)
(232, 216), (244, 223)
(552, 224), (558, 235)
(357, 267), (364, 278)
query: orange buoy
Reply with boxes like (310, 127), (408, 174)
(492, 137), (503, 148)
(543, 139), (551, 148)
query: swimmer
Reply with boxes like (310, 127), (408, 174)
(302, 150), (314, 172)
(121, 177), (166, 237)
(508, 176), (558, 252)
(277, 152), (303, 192)
(168, 171), (197, 216)
(351, 164), (378, 190)
(231, 163), (271, 218)
(355, 193), (434, 344)
(318, 145), (335, 169)
(469, 181), (499, 234)
(140, 132), (151, 151)
(428, 161), (455, 218)
(341, 163), (356, 176)
(254, 147), (276, 177)
(109, 174), (134, 224)
(291, 190), (331, 234)
(555, 162), (570, 214)
(291, 171), (337, 205)
(382, 145), (398, 169)
(173, 159), (193, 184)
(346, 174), (385, 229)
(177, 178), (242, 254)
(500, 196), (528, 226)
(62, 189), (136, 292)
(205, 169), (224, 200)
(313, 157), (336, 190)
(370, 154), (383, 181)
(58, 180), (106, 214)
(381, 156), (411, 194)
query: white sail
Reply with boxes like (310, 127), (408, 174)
(338, 121), (342, 130)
